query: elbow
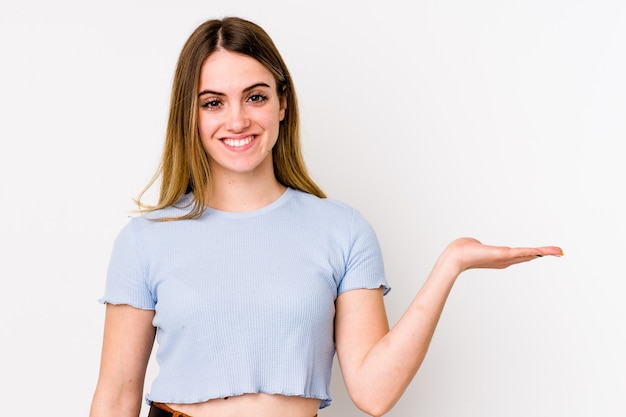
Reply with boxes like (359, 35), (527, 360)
(355, 403), (394, 417)
(351, 393), (398, 417)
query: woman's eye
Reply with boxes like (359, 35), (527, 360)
(201, 99), (222, 109)
(247, 94), (268, 103)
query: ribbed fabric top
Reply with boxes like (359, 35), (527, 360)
(99, 188), (390, 409)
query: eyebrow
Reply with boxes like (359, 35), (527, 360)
(197, 82), (272, 98)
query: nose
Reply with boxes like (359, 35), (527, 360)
(225, 103), (251, 132)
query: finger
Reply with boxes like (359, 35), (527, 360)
(474, 246), (562, 269)
(527, 246), (564, 257)
(503, 246), (562, 257)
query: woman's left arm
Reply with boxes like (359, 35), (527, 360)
(335, 238), (563, 417)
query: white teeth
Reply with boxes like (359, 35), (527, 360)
(223, 136), (254, 147)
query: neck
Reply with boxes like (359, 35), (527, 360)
(206, 170), (287, 212)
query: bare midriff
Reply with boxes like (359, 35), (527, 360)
(165, 393), (321, 417)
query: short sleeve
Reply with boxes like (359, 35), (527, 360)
(98, 217), (156, 309)
(337, 209), (391, 296)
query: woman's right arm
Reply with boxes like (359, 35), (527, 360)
(89, 304), (156, 417)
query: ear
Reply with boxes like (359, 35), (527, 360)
(279, 86), (287, 121)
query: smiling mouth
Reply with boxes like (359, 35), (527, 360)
(222, 136), (255, 147)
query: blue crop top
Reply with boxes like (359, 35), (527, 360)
(99, 188), (390, 409)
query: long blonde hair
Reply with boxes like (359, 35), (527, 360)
(136, 17), (325, 219)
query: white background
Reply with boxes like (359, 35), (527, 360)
(1, 1), (624, 416)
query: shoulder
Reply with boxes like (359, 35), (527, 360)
(286, 189), (375, 235)
(140, 193), (196, 221)
(288, 189), (359, 217)
(116, 194), (196, 239)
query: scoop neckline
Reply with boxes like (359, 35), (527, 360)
(200, 187), (295, 219)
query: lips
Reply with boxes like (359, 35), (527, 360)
(221, 135), (255, 148)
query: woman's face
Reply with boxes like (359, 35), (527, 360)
(197, 50), (286, 179)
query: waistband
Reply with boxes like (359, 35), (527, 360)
(148, 402), (317, 417)
(148, 403), (192, 417)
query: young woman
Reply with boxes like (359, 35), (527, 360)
(89, 17), (563, 417)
